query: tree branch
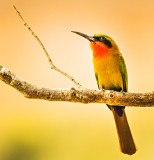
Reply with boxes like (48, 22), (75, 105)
(1, 6), (152, 107)
(0, 65), (153, 107)
(13, 5), (82, 88)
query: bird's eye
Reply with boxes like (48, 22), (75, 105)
(99, 36), (105, 41)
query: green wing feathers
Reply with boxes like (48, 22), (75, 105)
(120, 55), (128, 92)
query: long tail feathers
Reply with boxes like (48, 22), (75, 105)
(111, 107), (137, 155)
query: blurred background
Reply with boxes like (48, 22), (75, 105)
(0, 0), (154, 159)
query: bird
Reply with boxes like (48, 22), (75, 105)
(72, 31), (137, 155)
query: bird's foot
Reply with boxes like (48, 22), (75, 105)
(120, 90), (125, 96)
(100, 88), (105, 92)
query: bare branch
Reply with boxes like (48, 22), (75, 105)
(0, 65), (153, 107)
(13, 5), (82, 87)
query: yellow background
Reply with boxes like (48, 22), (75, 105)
(0, 0), (154, 159)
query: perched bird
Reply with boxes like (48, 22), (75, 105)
(72, 31), (137, 155)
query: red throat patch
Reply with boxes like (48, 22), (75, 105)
(90, 41), (110, 58)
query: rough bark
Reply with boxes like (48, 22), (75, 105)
(0, 65), (153, 107)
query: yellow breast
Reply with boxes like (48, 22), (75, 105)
(93, 54), (123, 91)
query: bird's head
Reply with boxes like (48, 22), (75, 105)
(72, 31), (119, 58)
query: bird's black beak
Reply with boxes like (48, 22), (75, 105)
(71, 31), (95, 42)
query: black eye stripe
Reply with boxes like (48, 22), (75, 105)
(99, 37), (105, 41)
(102, 38), (112, 48)
(93, 36), (112, 48)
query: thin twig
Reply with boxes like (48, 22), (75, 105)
(13, 5), (82, 87)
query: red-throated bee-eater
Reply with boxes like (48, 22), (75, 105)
(72, 31), (137, 155)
